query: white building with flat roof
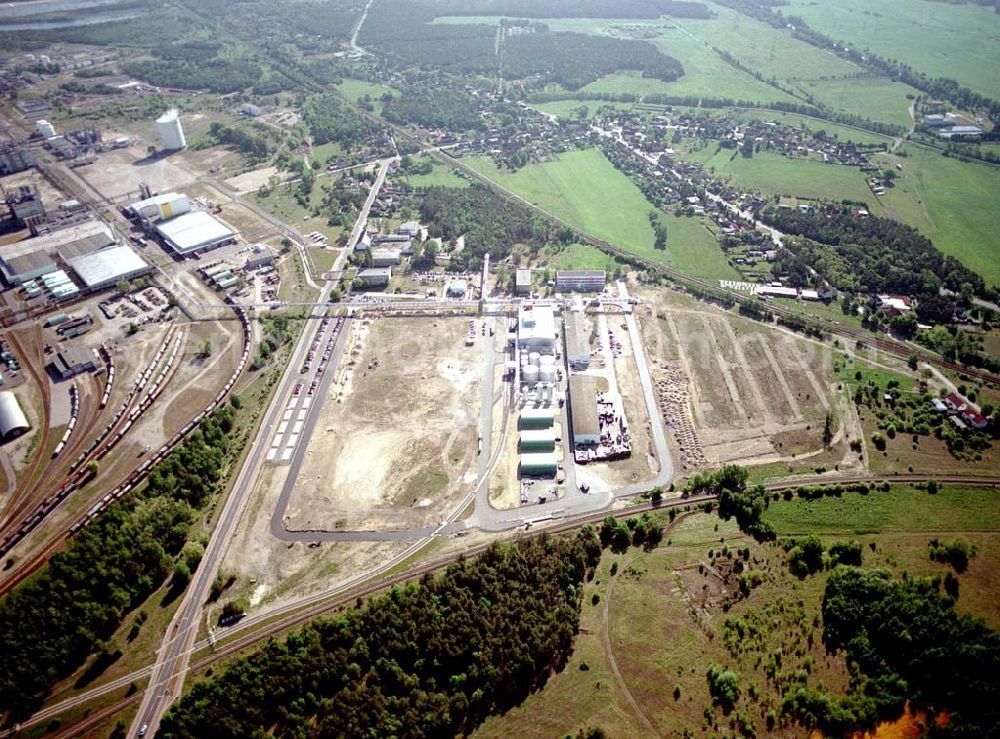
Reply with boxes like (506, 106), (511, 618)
(518, 303), (556, 354)
(155, 211), (236, 255)
(68, 245), (150, 291)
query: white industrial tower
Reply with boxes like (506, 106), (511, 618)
(156, 109), (186, 151)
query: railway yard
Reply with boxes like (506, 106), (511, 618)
(0, 91), (997, 739)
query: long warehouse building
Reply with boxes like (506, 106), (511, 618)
(564, 311), (590, 370)
(0, 391), (30, 442)
(568, 374), (601, 446)
(0, 220), (116, 285)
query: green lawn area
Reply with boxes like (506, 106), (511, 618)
(537, 242), (622, 272)
(463, 148), (661, 255)
(656, 212), (741, 282)
(403, 158), (471, 188)
(797, 77), (918, 130)
(335, 78), (397, 115)
(309, 141), (343, 167)
(875, 145), (1000, 287)
(674, 5), (861, 81)
(784, 0), (1000, 98)
(696, 148), (880, 205)
(763, 484), (1000, 535)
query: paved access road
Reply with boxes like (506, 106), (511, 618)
(129, 158), (395, 739)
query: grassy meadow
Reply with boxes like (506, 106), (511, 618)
(463, 148), (660, 254)
(876, 145), (1000, 287)
(797, 76), (918, 130)
(784, 0), (1000, 98)
(475, 483), (1000, 737)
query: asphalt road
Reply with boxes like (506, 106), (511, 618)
(129, 159), (394, 738)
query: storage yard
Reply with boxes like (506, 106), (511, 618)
(639, 290), (859, 476)
(280, 317), (483, 532)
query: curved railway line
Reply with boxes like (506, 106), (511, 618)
(14, 474), (998, 739)
(0, 302), (251, 596)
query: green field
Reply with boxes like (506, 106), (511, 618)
(655, 212), (741, 281)
(763, 484), (1000, 535)
(798, 76), (917, 130)
(674, 5), (862, 81)
(463, 148), (661, 255)
(725, 108), (895, 147)
(784, 0), (1000, 98)
(403, 158), (471, 188)
(694, 148), (880, 205)
(335, 77), (397, 115)
(876, 145), (1000, 287)
(436, 15), (797, 104)
(537, 242), (622, 272)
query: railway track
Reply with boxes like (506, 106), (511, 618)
(0, 304), (251, 595)
(16, 473), (999, 738)
(426, 148), (1000, 389)
(1, 328), (51, 521)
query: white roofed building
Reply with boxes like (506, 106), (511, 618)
(155, 211), (236, 255)
(68, 245), (150, 291)
(518, 303), (556, 354)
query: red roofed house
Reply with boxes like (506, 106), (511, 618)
(944, 392), (966, 412)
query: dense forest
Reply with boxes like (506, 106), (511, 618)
(503, 32), (684, 90)
(382, 86), (486, 132)
(759, 205), (993, 315)
(302, 94), (388, 149)
(124, 43), (263, 94)
(0, 408), (235, 715)
(816, 566), (1000, 735)
(417, 184), (552, 269)
(160, 532), (602, 736)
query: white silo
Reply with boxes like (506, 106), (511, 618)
(528, 351), (541, 367)
(36, 120), (55, 138)
(539, 365), (557, 384)
(156, 109), (186, 151)
(523, 365), (539, 385)
(539, 354), (555, 366)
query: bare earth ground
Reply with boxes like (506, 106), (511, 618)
(78, 145), (197, 201)
(224, 166), (285, 195)
(285, 317), (482, 531)
(637, 287), (863, 479)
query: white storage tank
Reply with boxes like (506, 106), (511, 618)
(156, 108), (186, 151)
(539, 354), (556, 366)
(528, 351), (541, 367)
(36, 120), (55, 138)
(539, 365), (557, 384)
(523, 365), (539, 385)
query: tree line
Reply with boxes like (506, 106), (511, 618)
(0, 408), (236, 717)
(161, 531), (604, 736)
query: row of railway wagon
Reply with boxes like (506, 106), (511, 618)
(50, 384), (81, 459)
(0, 301), (250, 557)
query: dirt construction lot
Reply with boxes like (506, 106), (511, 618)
(285, 316), (482, 531)
(639, 289), (862, 478)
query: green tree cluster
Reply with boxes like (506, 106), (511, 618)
(161, 531), (601, 736)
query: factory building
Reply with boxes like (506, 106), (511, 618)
(0, 220), (115, 285)
(357, 267), (391, 287)
(519, 452), (557, 478)
(155, 211), (236, 256)
(5, 185), (45, 226)
(515, 268), (532, 295)
(370, 248), (401, 267)
(519, 406), (554, 430)
(128, 192), (191, 223)
(157, 109), (186, 151)
(556, 270), (606, 293)
(564, 311), (590, 370)
(0, 391), (29, 442)
(446, 280), (467, 298)
(568, 375), (601, 446)
(520, 428), (556, 452)
(68, 245), (150, 291)
(245, 244), (274, 270)
(52, 346), (97, 380)
(517, 303), (556, 354)
(0, 146), (36, 176)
